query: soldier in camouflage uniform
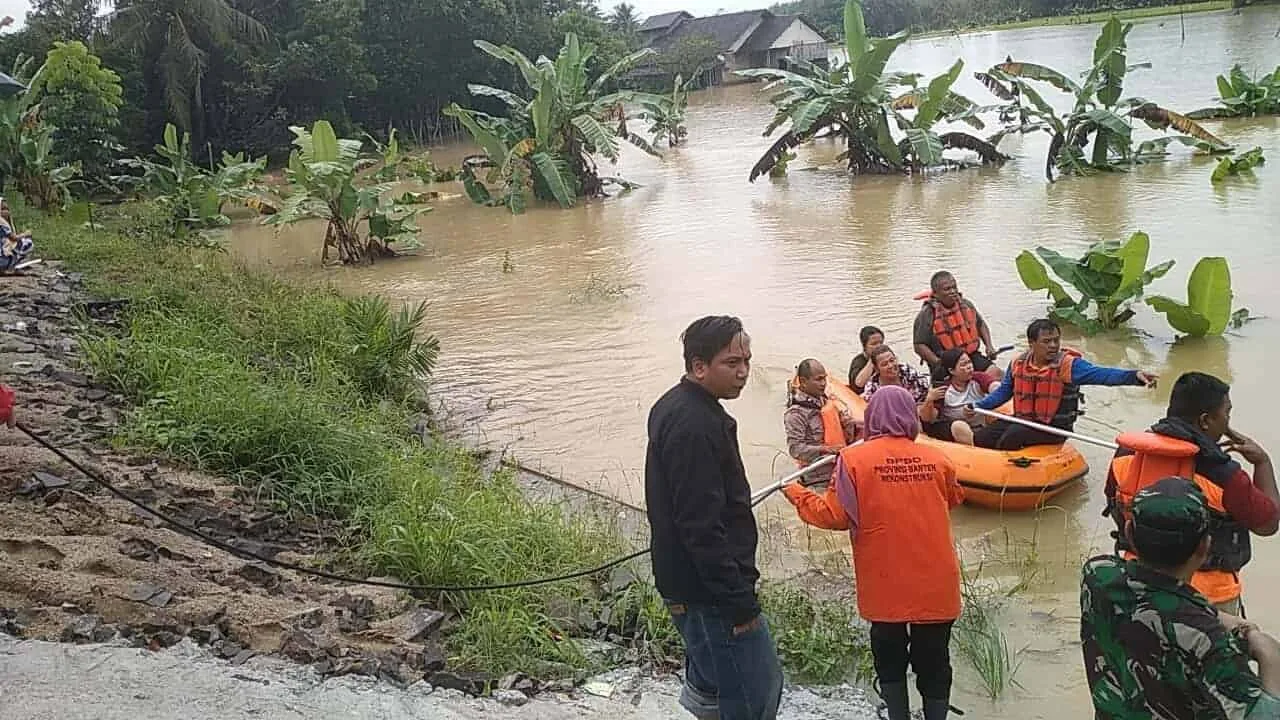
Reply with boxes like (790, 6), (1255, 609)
(1081, 476), (1280, 719)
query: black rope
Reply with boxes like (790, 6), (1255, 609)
(15, 422), (814, 593)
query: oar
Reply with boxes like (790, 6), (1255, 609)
(750, 453), (839, 505)
(970, 407), (1119, 451)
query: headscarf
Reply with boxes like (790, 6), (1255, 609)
(864, 385), (920, 440)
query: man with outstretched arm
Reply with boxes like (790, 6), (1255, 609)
(645, 316), (783, 720)
(967, 318), (1156, 450)
(1105, 371), (1279, 615)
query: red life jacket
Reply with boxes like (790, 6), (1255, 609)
(929, 298), (980, 353)
(1011, 348), (1082, 426)
(1108, 431), (1249, 603)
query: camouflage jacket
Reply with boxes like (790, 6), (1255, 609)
(1081, 555), (1280, 719)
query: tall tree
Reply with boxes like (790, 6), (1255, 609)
(106, 0), (269, 143)
(609, 2), (639, 33)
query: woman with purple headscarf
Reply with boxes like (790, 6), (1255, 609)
(783, 385), (964, 720)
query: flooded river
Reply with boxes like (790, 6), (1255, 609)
(231, 6), (1280, 717)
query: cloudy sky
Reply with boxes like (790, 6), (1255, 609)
(609, 0), (765, 19)
(0, 0), (29, 29)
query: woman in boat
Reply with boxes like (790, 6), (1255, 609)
(783, 385), (963, 720)
(848, 325), (885, 393)
(924, 348), (1002, 446)
(862, 345), (945, 425)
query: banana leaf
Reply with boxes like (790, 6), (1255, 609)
(974, 71), (1016, 101)
(1049, 305), (1103, 334)
(852, 33), (909, 97)
(940, 132), (1007, 164)
(749, 130), (809, 182)
(994, 61), (1081, 95)
(474, 40), (542, 90)
(1187, 257), (1233, 334)
(904, 128), (943, 166)
(571, 114), (620, 160)
(1016, 250), (1074, 306)
(1090, 18), (1132, 108)
(844, 0), (869, 64)
(530, 151), (574, 208)
(791, 97), (835, 134)
(915, 59), (964, 129)
(589, 48), (656, 96)
(1145, 296), (1212, 336)
(1129, 104), (1230, 150)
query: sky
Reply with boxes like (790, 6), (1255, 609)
(608, 0), (765, 19)
(0, 1), (29, 30)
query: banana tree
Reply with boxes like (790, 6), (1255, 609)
(265, 121), (429, 265)
(978, 18), (1230, 182)
(636, 73), (692, 147)
(736, 0), (1002, 180)
(445, 33), (664, 214)
(1146, 257), (1252, 337)
(1016, 231), (1174, 334)
(888, 59), (1005, 170)
(1189, 65), (1280, 119)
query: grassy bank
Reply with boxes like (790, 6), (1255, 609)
(21, 200), (874, 684)
(919, 0), (1232, 37)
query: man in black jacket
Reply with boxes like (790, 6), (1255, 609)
(645, 315), (782, 720)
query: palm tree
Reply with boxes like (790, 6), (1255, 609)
(107, 0), (268, 139)
(610, 3), (639, 34)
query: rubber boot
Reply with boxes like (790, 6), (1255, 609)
(922, 697), (950, 720)
(878, 681), (910, 720)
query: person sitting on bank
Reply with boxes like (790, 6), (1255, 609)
(785, 359), (860, 483)
(923, 348), (1000, 446)
(1081, 476), (1280, 720)
(968, 319), (1156, 451)
(848, 325), (885, 393)
(1105, 371), (1279, 616)
(0, 197), (33, 273)
(913, 271), (1002, 379)
(782, 386), (963, 720)
(862, 346), (945, 426)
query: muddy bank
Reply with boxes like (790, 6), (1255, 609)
(0, 634), (877, 720)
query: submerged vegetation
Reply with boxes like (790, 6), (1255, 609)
(1210, 146), (1266, 184)
(1018, 231), (1249, 337)
(980, 18), (1230, 182)
(1190, 65), (1280, 119)
(446, 33), (665, 214)
(740, 0), (1004, 180)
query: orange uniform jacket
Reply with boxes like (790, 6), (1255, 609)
(784, 436), (964, 623)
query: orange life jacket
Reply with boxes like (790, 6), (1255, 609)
(839, 438), (963, 623)
(1011, 348), (1082, 426)
(1108, 431), (1249, 604)
(929, 298), (980, 353)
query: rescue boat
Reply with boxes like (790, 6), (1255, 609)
(827, 378), (1089, 511)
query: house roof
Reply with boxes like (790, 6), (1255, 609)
(649, 9), (768, 52)
(639, 11), (692, 32)
(739, 13), (828, 53)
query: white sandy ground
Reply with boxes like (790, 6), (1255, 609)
(0, 635), (882, 720)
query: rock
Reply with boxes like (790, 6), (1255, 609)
(582, 680), (615, 698)
(126, 582), (165, 603)
(85, 388), (109, 401)
(149, 631), (183, 649)
(279, 628), (334, 664)
(336, 611), (369, 634)
(420, 643), (447, 673)
(543, 679), (576, 694)
(61, 614), (102, 643)
(493, 689), (530, 707)
(402, 607), (445, 643)
(188, 626), (223, 645)
(605, 566), (638, 596)
(407, 680), (434, 696)
(235, 563), (281, 591)
(51, 370), (91, 387)
(146, 591), (173, 608)
(231, 649), (256, 666)
(427, 671), (490, 696)
(91, 624), (118, 643)
(578, 639), (625, 667)
(288, 607), (324, 630)
(332, 593), (377, 620)
(215, 640), (243, 659)
(18, 471), (71, 495)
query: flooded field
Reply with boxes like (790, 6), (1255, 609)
(229, 6), (1280, 717)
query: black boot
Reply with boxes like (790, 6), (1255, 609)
(878, 681), (910, 720)
(922, 697), (950, 720)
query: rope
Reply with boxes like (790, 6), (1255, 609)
(15, 422), (826, 593)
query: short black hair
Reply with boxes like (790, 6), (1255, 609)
(796, 358), (821, 378)
(681, 315), (744, 372)
(930, 271), (955, 291)
(1167, 372), (1230, 422)
(1129, 520), (1208, 569)
(1026, 318), (1060, 343)
(869, 345), (896, 365)
(859, 325), (883, 347)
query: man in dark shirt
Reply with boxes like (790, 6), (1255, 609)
(913, 271), (1000, 378)
(645, 315), (782, 720)
(1081, 476), (1280, 719)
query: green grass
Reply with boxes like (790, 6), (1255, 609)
(953, 564), (1024, 700)
(23, 199), (867, 682)
(27, 201), (625, 677)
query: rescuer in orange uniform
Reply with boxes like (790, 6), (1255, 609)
(784, 359), (859, 483)
(913, 271), (1001, 379)
(1106, 371), (1279, 615)
(782, 385), (963, 720)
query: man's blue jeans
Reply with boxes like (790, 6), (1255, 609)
(666, 601), (784, 720)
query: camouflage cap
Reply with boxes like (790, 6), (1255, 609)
(1131, 476), (1210, 537)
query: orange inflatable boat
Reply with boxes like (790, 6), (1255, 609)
(827, 379), (1088, 511)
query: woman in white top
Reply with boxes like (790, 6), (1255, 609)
(923, 348), (1001, 446)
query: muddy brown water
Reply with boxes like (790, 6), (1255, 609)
(229, 8), (1280, 717)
